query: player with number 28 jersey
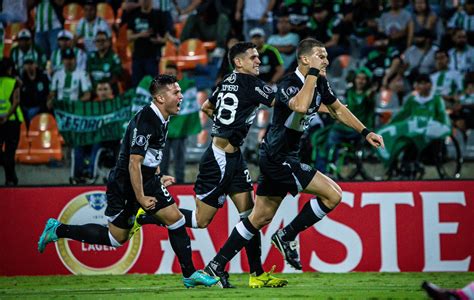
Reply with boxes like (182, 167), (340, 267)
(209, 71), (274, 147)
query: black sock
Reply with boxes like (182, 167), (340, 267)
(214, 218), (258, 268)
(137, 209), (194, 227)
(282, 198), (331, 242)
(137, 214), (165, 226)
(179, 209), (194, 228)
(168, 223), (196, 278)
(56, 224), (112, 245)
(242, 218), (264, 276)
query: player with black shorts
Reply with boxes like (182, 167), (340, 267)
(204, 38), (385, 276)
(37, 75), (219, 288)
(132, 42), (287, 289)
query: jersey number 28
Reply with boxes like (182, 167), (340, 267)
(215, 92), (238, 125)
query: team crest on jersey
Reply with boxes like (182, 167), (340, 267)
(224, 73), (237, 84)
(136, 135), (148, 146)
(263, 85), (273, 94)
(287, 86), (299, 96)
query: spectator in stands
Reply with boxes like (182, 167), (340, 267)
(280, 0), (313, 38)
(180, 0), (231, 58)
(448, 28), (474, 73)
(451, 72), (474, 134)
(306, 3), (350, 61)
(447, 0), (474, 45)
(402, 29), (438, 82)
(87, 30), (122, 96)
(0, 0), (28, 23)
(378, 0), (412, 51)
(10, 29), (47, 72)
(95, 81), (114, 101)
(0, 58), (23, 186)
(430, 49), (464, 105)
(364, 32), (401, 89)
(20, 54), (50, 126)
(75, 0), (112, 53)
(34, 0), (64, 58)
(267, 13), (300, 71)
(407, 0), (442, 47)
(348, 0), (381, 58)
(324, 67), (376, 172)
(50, 30), (87, 74)
(250, 27), (284, 85)
(235, 0), (276, 42)
(48, 48), (97, 183)
(250, 27), (283, 143)
(171, 0), (202, 22)
(48, 48), (92, 107)
(127, 0), (167, 86)
(151, 0), (175, 36)
(377, 74), (451, 166)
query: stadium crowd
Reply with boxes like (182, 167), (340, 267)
(1, 0), (474, 186)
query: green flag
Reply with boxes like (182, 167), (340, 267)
(54, 90), (135, 146)
(168, 77), (202, 139)
(376, 93), (451, 164)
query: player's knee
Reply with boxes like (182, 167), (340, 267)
(328, 185), (342, 208)
(196, 217), (211, 228)
(253, 214), (273, 229)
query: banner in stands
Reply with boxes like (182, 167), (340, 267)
(54, 90), (134, 146)
(1, 181), (472, 276)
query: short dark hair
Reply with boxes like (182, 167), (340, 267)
(149, 74), (178, 95)
(296, 38), (324, 60)
(228, 42), (256, 68)
(165, 62), (178, 70)
(415, 73), (432, 83)
(95, 30), (110, 39)
(435, 49), (449, 57)
(464, 72), (474, 86)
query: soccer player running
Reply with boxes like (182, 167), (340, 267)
(133, 42), (287, 288)
(37, 75), (219, 288)
(203, 38), (384, 276)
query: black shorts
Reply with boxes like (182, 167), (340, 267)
(194, 143), (252, 208)
(104, 168), (175, 229)
(256, 150), (317, 198)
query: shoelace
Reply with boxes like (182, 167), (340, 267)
(267, 265), (276, 275)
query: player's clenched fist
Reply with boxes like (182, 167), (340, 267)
(138, 196), (157, 211)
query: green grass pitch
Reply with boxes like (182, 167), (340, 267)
(1, 272), (472, 299)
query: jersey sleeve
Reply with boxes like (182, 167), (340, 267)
(317, 76), (338, 105)
(275, 78), (299, 107)
(251, 77), (275, 107)
(129, 113), (154, 157)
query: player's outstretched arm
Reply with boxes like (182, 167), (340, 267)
(201, 99), (215, 118)
(327, 100), (384, 148)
